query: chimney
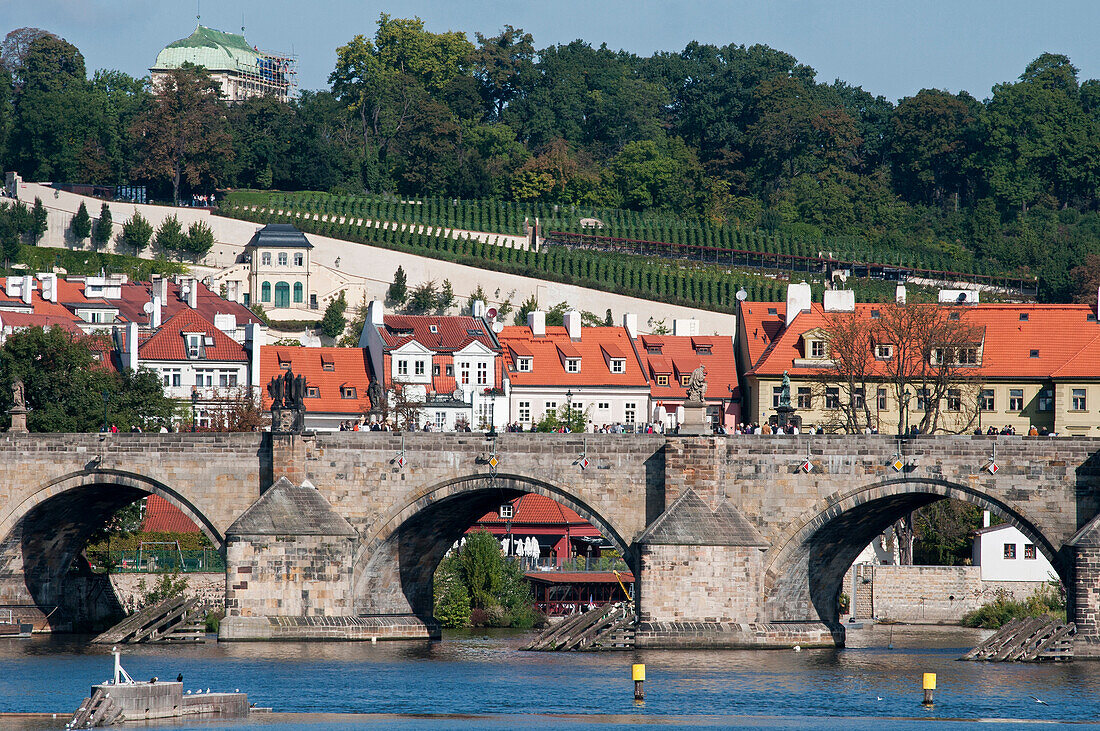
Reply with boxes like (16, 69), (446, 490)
(527, 310), (546, 337)
(563, 310), (582, 340)
(151, 295), (162, 328)
(622, 313), (638, 340)
(213, 313), (237, 334)
(785, 282), (812, 327)
(246, 322), (264, 391)
(823, 290), (855, 312)
(37, 273), (57, 303)
(471, 299), (486, 318)
(896, 285), (907, 305)
(4, 278), (18, 298)
(154, 275), (168, 303)
(672, 318), (699, 337)
(983, 510), (991, 529)
(367, 299), (384, 326)
(187, 279), (198, 309)
(21, 275), (33, 305)
(124, 321), (139, 371)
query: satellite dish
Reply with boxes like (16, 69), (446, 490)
(142, 302), (154, 314)
(452, 388), (463, 401)
(486, 307), (498, 319)
(736, 287), (748, 302)
(492, 321), (504, 334)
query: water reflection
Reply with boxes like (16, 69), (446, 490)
(1, 625), (1099, 728)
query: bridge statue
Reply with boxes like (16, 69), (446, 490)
(7, 378), (27, 433)
(367, 377), (385, 416)
(685, 365), (708, 403)
(267, 369), (307, 433)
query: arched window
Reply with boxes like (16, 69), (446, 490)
(274, 281), (290, 308)
(293, 281), (304, 303)
(261, 281), (271, 302)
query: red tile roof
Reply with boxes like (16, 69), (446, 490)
(0, 311), (83, 335)
(376, 314), (498, 352)
(738, 302), (787, 370)
(475, 493), (595, 528)
(140, 495), (200, 533)
(139, 309), (248, 362)
(636, 334), (739, 402)
(498, 326), (648, 387)
(260, 345), (373, 414)
(114, 279), (259, 328)
(745, 302), (1100, 380)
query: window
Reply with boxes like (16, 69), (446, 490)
(947, 389), (961, 412)
(294, 253), (304, 267)
(797, 387), (812, 409)
(478, 402), (494, 429)
(598, 402), (610, 410)
(1004, 543), (1016, 560)
(1009, 389), (1024, 411)
(186, 334), (203, 359)
(446, 364), (454, 377)
(958, 347), (978, 365)
(767, 307), (778, 315)
(397, 360), (408, 376)
(194, 369), (214, 387)
(1019, 313), (1029, 321)
(949, 311), (960, 320)
(646, 345), (662, 354)
(810, 340), (826, 358)
(1039, 388), (1053, 412)
(341, 386), (357, 399)
(429, 325), (438, 333)
(477, 362), (488, 385)
(825, 387), (840, 409)
(277, 252), (288, 266)
(322, 361), (335, 372)
(261, 252), (271, 266)
(161, 369), (181, 388)
(565, 358), (580, 373)
(1024, 544), (1037, 560)
(306, 386), (319, 398)
(544, 401), (557, 415)
(773, 386), (784, 408)
(279, 360), (291, 371)
(610, 358), (625, 374)
(875, 344), (894, 360)
(433, 364), (440, 376)
(877, 388), (887, 411)
(656, 374), (669, 386)
(218, 370), (238, 388)
(980, 389), (995, 411)
(679, 374), (691, 387)
(695, 346), (711, 355)
(625, 402), (636, 424)
(414, 361), (425, 376)
(459, 362), (470, 385)
(293, 282), (303, 303)
(871, 309), (881, 319)
(1030, 349), (1039, 359)
(261, 281), (271, 302)
(435, 411), (447, 430)
(516, 357), (532, 372)
(518, 401), (531, 422)
(1073, 388), (1087, 411)
(916, 388), (930, 410)
(499, 504), (514, 519)
(851, 388), (865, 409)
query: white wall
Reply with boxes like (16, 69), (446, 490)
(510, 386), (649, 429)
(974, 525), (1057, 582)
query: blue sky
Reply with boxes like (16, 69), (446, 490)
(5, 0), (1100, 101)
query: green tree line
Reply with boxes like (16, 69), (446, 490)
(4, 21), (1100, 298)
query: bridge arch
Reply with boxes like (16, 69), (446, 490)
(0, 469), (223, 631)
(352, 472), (635, 621)
(762, 477), (1065, 625)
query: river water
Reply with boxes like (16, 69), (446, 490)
(3, 625), (1100, 730)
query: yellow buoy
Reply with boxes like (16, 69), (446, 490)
(632, 663), (645, 701)
(922, 672), (936, 705)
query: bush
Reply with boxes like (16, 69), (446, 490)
(961, 584), (1065, 629)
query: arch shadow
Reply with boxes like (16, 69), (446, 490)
(352, 473), (635, 622)
(763, 477), (1065, 626)
(0, 469), (224, 631)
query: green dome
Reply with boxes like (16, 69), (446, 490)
(151, 25), (262, 74)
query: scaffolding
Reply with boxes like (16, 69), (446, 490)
(236, 46), (298, 101)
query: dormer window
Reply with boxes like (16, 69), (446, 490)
(609, 358), (625, 374)
(306, 386), (320, 398)
(203, 336), (215, 347)
(949, 312), (961, 320)
(1019, 313), (1029, 321)
(679, 374), (691, 387)
(429, 325), (438, 333)
(694, 346), (711, 355)
(322, 360), (335, 371)
(809, 340), (826, 359)
(875, 344), (894, 360)
(499, 504), (514, 519)
(517, 357), (532, 372)
(565, 358), (580, 373)
(341, 386), (357, 399)
(871, 310), (881, 319)
(646, 346), (661, 354)
(185, 333), (204, 359)
(279, 361), (291, 370)
(656, 374), (669, 386)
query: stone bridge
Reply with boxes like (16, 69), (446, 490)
(1, 432), (1099, 650)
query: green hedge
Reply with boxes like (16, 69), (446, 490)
(9, 245), (187, 280)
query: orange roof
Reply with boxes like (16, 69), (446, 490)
(498, 326), (647, 387)
(475, 493), (593, 527)
(637, 334), (739, 402)
(260, 346), (374, 414)
(375, 314), (498, 352)
(746, 302), (1100, 380)
(140, 495), (200, 533)
(138, 309), (248, 362)
(738, 302), (787, 370)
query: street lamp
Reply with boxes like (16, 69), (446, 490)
(565, 388), (573, 430)
(901, 388), (912, 436)
(191, 386), (199, 432)
(101, 391), (110, 433)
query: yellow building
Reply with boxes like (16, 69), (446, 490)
(737, 286), (1100, 435)
(245, 224), (313, 314)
